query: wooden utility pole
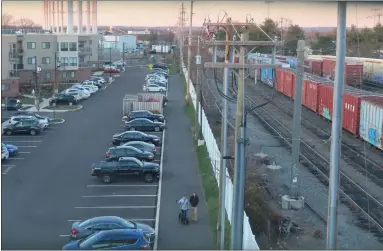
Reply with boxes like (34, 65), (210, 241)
(186, 1), (194, 104)
(180, 2), (186, 73)
(195, 36), (202, 141)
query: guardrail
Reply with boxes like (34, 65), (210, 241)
(181, 61), (260, 250)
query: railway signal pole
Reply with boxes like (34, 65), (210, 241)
(204, 32), (282, 249)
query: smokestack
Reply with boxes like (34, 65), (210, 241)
(61, 0), (64, 32)
(47, 0), (51, 31)
(78, 0), (83, 33)
(92, 0), (97, 34)
(43, 0), (47, 30)
(52, 0), (56, 32)
(56, 0), (60, 33)
(67, 0), (74, 33)
(86, 0), (91, 33)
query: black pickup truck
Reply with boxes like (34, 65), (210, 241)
(91, 157), (160, 183)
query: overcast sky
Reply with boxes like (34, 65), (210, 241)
(2, 1), (382, 27)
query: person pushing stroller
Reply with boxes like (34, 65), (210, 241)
(177, 194), (190, 224)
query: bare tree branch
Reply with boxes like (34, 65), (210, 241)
(2, 13), (14, 25)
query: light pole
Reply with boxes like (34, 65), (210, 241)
(53, 51), (61, 119)
(34, 56), (42, 111)
(109, 47), (112, 80)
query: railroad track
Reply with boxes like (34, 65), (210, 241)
(216, 70), (383, 240)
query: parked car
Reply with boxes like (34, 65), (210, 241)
(8, 115), (49, 128)
(127, 110), (164, 122)
(91, 157), (160, 183)
(69, 216), (155, 243)
(90, 77), (106, 84)
(152, 69), (168, 77)
(70, 86), (92, 97)
(152, 64), (169, 72)
(64, 89), (87, 100)
(104, 66), (120, 73)
(79, 86), (97, 95)
(3, 98), (22, 110)
(112, 131), (161, 146)
(14, 111), (52, 122)
(82, 80), (102, 89)
(143, 83), (167, 93)
(2, 143), (18, 156)
(2, 144), (9, 160)
(63, 229), (151, 250)
(49, 94), (78, 106)
(145, 79), (167, 88)
(145, 74), (167, 83)
(2, 120), (44, 136)
(106, 146), (155, 162)
(121, 141), (157, 155)
(124, 118), (165, 132)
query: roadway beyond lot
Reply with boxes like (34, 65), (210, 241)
(1, 65), (162, 249)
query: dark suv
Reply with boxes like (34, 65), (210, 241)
(106, 146), (155, 162)
(128, 110), (164, 123)
(2, 120), (44, 136)
(3, 98), (22, 111)
(49, 94), (77, 106)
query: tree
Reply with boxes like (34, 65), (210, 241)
(283, 25), (306, 56)
(17, 18), (35, 27)
(249, 18), (281, 53)
(310, 32), (336, 55)
(2, 13), (14, 26)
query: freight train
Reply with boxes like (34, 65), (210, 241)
(257, 67), (383, 151)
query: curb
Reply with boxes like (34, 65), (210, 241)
(40, 105), (83, 112)
(49, 118), (66, 125)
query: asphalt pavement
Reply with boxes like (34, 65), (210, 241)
(156, 74), (214, 250)
(1, 65), (162, 249)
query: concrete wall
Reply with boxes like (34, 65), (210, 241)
(1, 79), (20, 98)
(19, 68), (91, 85)
(57, 34), (79, 71)
(22, 34), (58, 71)
(1, 35), (17, 78)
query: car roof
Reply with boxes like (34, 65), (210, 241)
(131, 110), (150, 113)
(83, 216), (126, 225)
(96, 229), (143, 239)
(124, 141), (154, 146)
(111, 145), (139, 150)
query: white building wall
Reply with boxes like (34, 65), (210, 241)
(118, 35), (137, 51)
(57, 34), (79, 70)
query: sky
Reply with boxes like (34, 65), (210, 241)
(2, 1), (383, 28)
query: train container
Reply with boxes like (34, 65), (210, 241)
(286, 57), (297, 69)
(276, 68), (285, 93)
(372, 73), (383, 85)
(359, 96), (383, 150)
(318, 84), (381, 135)
(282, 70), (295, 98)
(363, 60), (383, 84)
(260, 67), (274, 87)
(302, 79), (321, 112)
(322, 58), (364, 86)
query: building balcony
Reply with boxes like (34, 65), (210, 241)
(79, 47), (92, 54)
(79, 62), (91, 68)
(9, 49), (23, 62)
(8, 70), (20, 78)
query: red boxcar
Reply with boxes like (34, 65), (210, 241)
(322, 58), (363, 87)
(304, 59), (323, 77)
(276, 68), (284, 94)
(318, 84), (381, 135)
(283, 70), (295, 98)
(302, 79), (320, 112)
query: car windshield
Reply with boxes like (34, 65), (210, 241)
(7, 100), (17, 104)
(124, 220), (136, 228)
(78, 232), (99, 249)
(78, 219), (92, 228)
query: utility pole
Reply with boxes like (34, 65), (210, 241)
(289, 40), (305, 199)
(371, 8), (380, 26)
(53, 51), (59, 119)
(195, 36), (203, 141)
(327, 2), (347, 250)
(180, 2), (185, 74)
(109, 47), (112, 81)
(217, 19), (232, 250)
(186, 1), (193, 104)
(204, 33), (283, 250)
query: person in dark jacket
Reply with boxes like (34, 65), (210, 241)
(189, 192), (199, 221)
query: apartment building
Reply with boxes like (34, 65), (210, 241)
(1, 33), (101, 97)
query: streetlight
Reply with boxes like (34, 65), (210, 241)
(109, 47), (112, 81)
(53, 51), (61, 119)
(34, 56), (42, 111)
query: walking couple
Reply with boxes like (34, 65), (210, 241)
(177, 192), (200, 222)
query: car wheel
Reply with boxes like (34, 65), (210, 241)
(102, 174), (112, 183)
(30, 129), (36, 136)
(130, 127), (135, 131)
(155, 126), (160, 132)
(143, 173), (154, 183)
(5, 130), (12, 136)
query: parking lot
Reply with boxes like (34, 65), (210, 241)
(2, 61), (166, 249)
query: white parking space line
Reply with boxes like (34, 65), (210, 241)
(17, 146), (38, 148)
(87, 184), (158, 188)
(59, 235), (70, 237)
(3, 141), (43, 143)
(2, 166), (14, 174)
(2, 164), (15, 167)
(67, 219), (155, 222)
(9, 157), (24, 160)
(75, 206), (156, 209)
(18, 152), (31, 154)
(81, 194), (157, 198)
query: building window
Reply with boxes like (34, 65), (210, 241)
(69, 57), (77, 66)
(27, 42), (36, 49)
(41, 42), (50, 49)
(60, 42), (69, 51)
(44, 72), (51, 80)
(42, 57), (51, 64)
(70, 71), (75, 78)
(2, 84), (11, 91)
(27, 57), (36, 64)
(79, 56), (85, 63)
(69, 42), (77, 51)
(89, 39), (92, 45)
(60, 57), (68, 66)
(57, 42), (60, 51)
(62, 71), (67, 78)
